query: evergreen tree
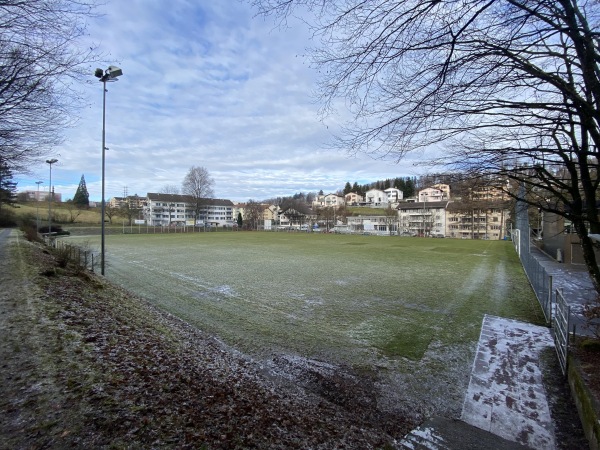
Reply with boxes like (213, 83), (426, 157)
(405, 177), (416, 198)
(343, 182), (352, 195)
(0, 164), (17, 212)
(73, 174), (89, 208)
(352, 182), (360, 193)
(237, 212), (243, 228)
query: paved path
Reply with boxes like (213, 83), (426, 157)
(529, 245), (596, 335)
(460, 315), (556, 449)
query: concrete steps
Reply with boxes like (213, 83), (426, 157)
(398, 417), (530, 450)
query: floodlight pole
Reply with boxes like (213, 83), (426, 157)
(96, 66), (123, 276)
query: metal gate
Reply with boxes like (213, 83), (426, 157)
(553, 289), (570, 375)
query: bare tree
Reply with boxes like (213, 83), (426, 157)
(104, 206), (120, 225)
(384, 205), (398, 236)
(160, 184), (180, 195)
(0, 1), (101, 173)
(120, 203), (141, 226)
(254, 1), (600, 294)
(181, 166), (214, 220)
(63, 201), (82, 223)
(181, 166), (214, 222)
(244, 200), (264, 230)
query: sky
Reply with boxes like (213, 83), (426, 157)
(17, 1), (426, 203)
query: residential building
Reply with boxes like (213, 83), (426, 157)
(384, 188), (403, 204)
(364, 189), (388, 207)
(323, 193), (345, 207)
(23, 190), (62, 202)
(345, 192), (364, 205)
(279, 204), (316, 228)
(346, 215), (398, 234)
(313, 193), (345, 208)
(445, 201), (509, 240)
(143, 193), (234, 227)
(418, 185), (450, 202)
(398, 201), (448, 236)
(109, 195), (146, 209)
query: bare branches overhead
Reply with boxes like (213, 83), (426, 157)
(0, 0), (101, 172)
(252, 0), (600, 293)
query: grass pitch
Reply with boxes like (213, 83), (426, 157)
(68, 232), (543, 365)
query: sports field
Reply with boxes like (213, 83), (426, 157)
(66, 231), (544, 418)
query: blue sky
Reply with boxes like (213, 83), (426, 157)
(17, 1), (424, 203)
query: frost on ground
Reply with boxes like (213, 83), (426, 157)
(461, 315), (556, 449)
(0, 232), (413, 449)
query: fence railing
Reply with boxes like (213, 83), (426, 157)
(513, 192), (571, 375)
(553, 289), (570, 374)
(52, 238), (99, 273)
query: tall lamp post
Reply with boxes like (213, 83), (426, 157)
(46, 159), (58, 240)
(95, 65), (123, 276)
(35, 180), (43, 232)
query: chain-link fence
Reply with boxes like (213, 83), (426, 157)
(512, 189), (570, 374)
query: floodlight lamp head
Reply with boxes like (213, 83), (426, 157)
(46, 158), (58, 164)
(107, 65), (123, 78)
(94, 68), (104, 78)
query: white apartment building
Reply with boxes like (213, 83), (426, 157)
(365, 189), (388, 207)
(143, 193), (234, 227)
(384, 187), (403, 203)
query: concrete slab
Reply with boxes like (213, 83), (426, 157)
(399, 417), (530, 450)
(461, 315), (556, 449)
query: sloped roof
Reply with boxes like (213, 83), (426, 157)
(280, 203), (315, 216)
(146, 193), (233, 206)
(397, 201), (449, 210)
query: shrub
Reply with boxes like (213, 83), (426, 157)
(0, 209), (17, 227)
(17, 214), (43, 242)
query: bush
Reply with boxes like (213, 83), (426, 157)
(0, 209), (17, 227)
(18, 215), (42, 242)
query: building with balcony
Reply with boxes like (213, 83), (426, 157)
(445, 201), (509, 240)
(398, 201), (449, 236)
(143, 193), (234, 227)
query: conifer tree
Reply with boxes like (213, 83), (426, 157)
(343, 182), (352, 195)
(0, 164), (17, 213)
(73, 174), (89, 208)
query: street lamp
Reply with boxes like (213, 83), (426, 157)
(45, 159), (58, 240)
(35, 180), (43, 232)
(95, 65), (123, 275)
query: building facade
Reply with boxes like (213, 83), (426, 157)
(398, 201), (448, 236)
(445, 201), (509, 240)
(143, 193), (234, 227)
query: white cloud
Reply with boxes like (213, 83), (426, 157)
(16, 0), (424, 202)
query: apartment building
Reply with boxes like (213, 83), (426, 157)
(398, 201), (449, 236)
(418, 184), (450, 202)
(365, 189), (388, 207)
(143, 193), (234, 227)
(344, 192), (364, 205)
(445, 201), (509, 240)
(384, 187), (403, 204)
